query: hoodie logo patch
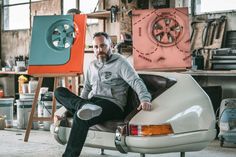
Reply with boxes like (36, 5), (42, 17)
(104, 71), (112, 79)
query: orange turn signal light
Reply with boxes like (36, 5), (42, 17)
(129, 124), (173, 136)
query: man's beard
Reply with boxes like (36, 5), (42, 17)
(97, 52), (109, 63)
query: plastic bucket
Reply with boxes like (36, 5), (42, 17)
(41, 92), (61, 130)
(43, 101), (53, 130)
(43, 101), (61, 130)
(16, 99), (38, 129)
(0, 98), (14, 128)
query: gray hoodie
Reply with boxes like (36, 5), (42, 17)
(80, 53), (151, 111)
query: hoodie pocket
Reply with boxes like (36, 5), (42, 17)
(97, 83), (113, 97)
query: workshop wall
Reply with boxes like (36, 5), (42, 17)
(0, 0), (61, 66)
(192, 12), (236, 49)
(85, 0), (121, 47)
(1, 30), (31, 65)
(194, 12), (236, 31)
(105, 0), (120, 38)
(2, 0), (236, 65)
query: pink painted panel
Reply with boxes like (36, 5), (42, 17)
(132, 8), (191, 70)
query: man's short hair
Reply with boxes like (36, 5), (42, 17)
(93, 32), (109, 39)
(93, 32), (112, 44)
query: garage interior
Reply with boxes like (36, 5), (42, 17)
(0, 0), (236, 157)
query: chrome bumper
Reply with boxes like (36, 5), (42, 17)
(115, 124), (128, 153)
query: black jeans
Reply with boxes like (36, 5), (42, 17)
(54, 87), (124, 157)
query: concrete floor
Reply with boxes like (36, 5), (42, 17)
(0, 128), (236, 157)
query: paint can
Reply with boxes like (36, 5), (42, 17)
(16, 99), (38, 129)
(28, 78), (38, 94)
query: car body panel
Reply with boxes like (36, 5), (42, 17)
(51, 72), (216, 154)
(129, 71), (216, 134)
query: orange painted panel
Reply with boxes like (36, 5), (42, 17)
(28, 14), (87, 75)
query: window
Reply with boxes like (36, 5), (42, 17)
(80, 0), (98, 24)
(62, 0), (77, 15)
(62, 0), (98, 24)
(196, 0), (236, 14)
(80, 0), (98, 14)
(3, 0), (42, 30)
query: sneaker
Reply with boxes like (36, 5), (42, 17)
(77, 104), (102, 120)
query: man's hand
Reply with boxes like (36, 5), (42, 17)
(137, 101), (152, 111)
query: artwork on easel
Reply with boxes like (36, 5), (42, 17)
(28, 14), (87, 75)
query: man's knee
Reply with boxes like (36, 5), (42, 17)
(54, 87), (68, 98)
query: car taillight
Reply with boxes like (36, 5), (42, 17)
(129, 125), (139, 135)
(129, 124), (173, 136)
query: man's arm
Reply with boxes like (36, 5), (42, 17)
(119, 59), (152, 111)
(80, 65), (92, 99)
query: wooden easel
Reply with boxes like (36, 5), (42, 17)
(24, 73), (79, 142)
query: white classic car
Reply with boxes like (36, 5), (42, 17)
(51, 72), (216, 157)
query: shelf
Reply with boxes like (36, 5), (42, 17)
(85, 48), (94, 53)
(87, 11), (110, 19)
(182, 70), (236, 76)
(0, 71), (28, 75)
